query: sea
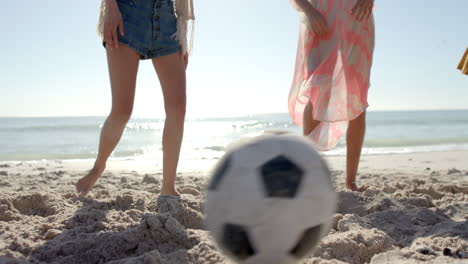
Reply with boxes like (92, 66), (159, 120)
(1, 110), (467, 164)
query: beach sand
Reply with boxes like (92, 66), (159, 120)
(0, 151), (467, 264)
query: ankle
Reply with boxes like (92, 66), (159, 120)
(160, 185), (179, 196)
(93, 161), (106, 172)
(346, 179), (356, 187)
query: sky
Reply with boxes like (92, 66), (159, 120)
(1, 0), (467, 118)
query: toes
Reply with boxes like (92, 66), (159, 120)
(75, 179), (91, 195)
(359, 185), (369, 192)
(77, 184), (91, 196)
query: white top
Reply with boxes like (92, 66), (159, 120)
(97, 0), (195, 55)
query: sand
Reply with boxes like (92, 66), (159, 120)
(0, 150), (467, 264)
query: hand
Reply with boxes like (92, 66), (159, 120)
(104, 0), (125, 49)
(306, 8), (328, 36)
(351, 0), (374, 22)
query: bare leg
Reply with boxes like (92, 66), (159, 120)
(152, 52), (186, 196)
(76, 45), (140, 195)
(303, 101), (320, 136)
(346, 112), (367, 192)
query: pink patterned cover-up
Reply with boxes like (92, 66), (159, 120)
(289, 0), (375, 151)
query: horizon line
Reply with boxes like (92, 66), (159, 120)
(1, 108), (468, 119)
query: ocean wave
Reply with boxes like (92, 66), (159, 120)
(365, 137), (468, 147)
(2, 111), (468, 162)
(323, 143), (468, 156)
(203, 146), (225, 152)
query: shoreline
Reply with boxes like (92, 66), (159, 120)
(1, 150), (467, 175)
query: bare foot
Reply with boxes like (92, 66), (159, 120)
(76, 166), (105, 195)
(346, 182), (368, 192)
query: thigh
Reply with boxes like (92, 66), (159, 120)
(106, 44), (140, 109)
(349, 111), (366, 126)
(152, 53), (186, 105)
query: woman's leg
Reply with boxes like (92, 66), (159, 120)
(346, 111), (367, 191)
(152, 52), (186, 196)
(303, 101), (320, 136)
(76, 45), (140, 194)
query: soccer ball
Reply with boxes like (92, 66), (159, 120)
(205, 134), (338, 264)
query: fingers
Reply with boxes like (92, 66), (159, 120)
(359, 8), (366, 21)
(307, 9), (328, 36)
(351, 4), (359, 17)
(112, 25), (119, 48)
(310, 18), (328, 36)
(311, 23), (320, 35)
(319, 17), (328, 35)
(359, 7), (371, 21)
(312, 24), (323, 36)
(103, 1), (125, 50)
(362, 7), (372, 21)
(104, 20), (123, 49)
(353, 7), (364, 21)
(354, 7), (365, 21)
(181, 52), (188, 69)
(118, 19), (125, 37)
(352, 0), (372, 22)
(105, 31), (114, 50)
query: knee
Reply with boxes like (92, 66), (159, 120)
(110, 105), (133, 123)
(165, 94), (186, 118)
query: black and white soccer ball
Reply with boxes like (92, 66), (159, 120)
(205, 133), (338, 264)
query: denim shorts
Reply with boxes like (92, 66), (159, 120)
(107, 0), (181, 60)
